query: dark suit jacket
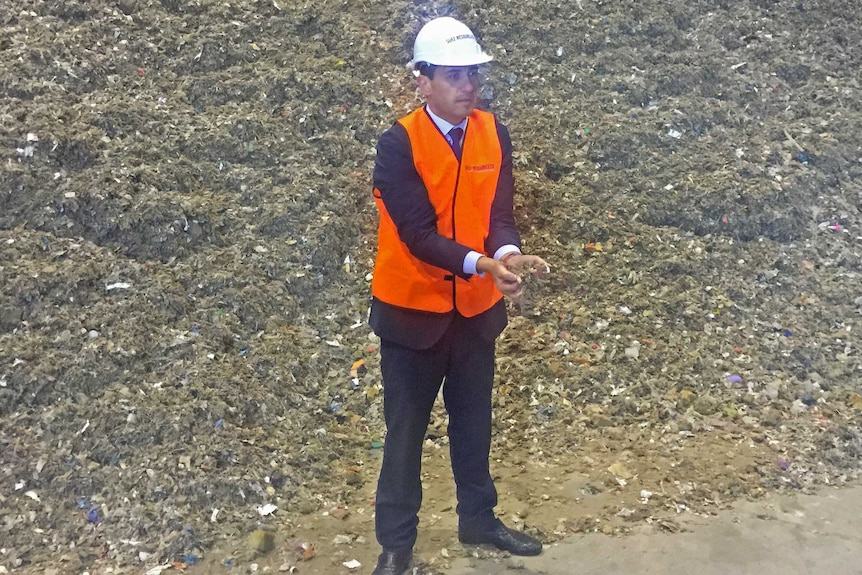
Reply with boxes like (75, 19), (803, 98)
(370, 108), (520, 350)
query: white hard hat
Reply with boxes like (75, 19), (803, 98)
(411, 17), (493, 68)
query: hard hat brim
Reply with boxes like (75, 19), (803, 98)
(411, 52), (493, 69)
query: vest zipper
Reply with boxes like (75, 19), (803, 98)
(450, 153), (462, 309)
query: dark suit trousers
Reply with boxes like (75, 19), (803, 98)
(374, 313), (498, 551)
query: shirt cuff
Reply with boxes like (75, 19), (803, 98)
(494, 245), (521, 261)
(463, 250), (483, 276)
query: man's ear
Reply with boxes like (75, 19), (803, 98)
(416, 74), (432, 97)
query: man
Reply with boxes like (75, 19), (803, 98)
(369, 16), (550, 575)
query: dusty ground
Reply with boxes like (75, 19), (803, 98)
(448, 485), (862, 574)
(0, 0), (860, 574)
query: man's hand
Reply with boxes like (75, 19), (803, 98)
(502, 254), (550, 277)
(476, 256), (524, 299)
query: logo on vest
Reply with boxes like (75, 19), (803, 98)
(465, 163), (496, 172)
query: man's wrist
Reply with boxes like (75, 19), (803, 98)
(494, 245), (522, 263)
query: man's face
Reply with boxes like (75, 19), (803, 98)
(418, 65), (481, 125)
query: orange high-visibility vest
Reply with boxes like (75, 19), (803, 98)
(372, 108), (503, 317)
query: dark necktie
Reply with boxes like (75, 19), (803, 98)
(448, 127), (463, 160)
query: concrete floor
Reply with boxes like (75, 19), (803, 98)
(447, 485), (862, 575)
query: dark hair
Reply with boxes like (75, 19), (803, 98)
(416, 62), (437, 79)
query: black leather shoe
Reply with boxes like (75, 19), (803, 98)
(459, 519), (542, 556)
(371, 548), (413, 575)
